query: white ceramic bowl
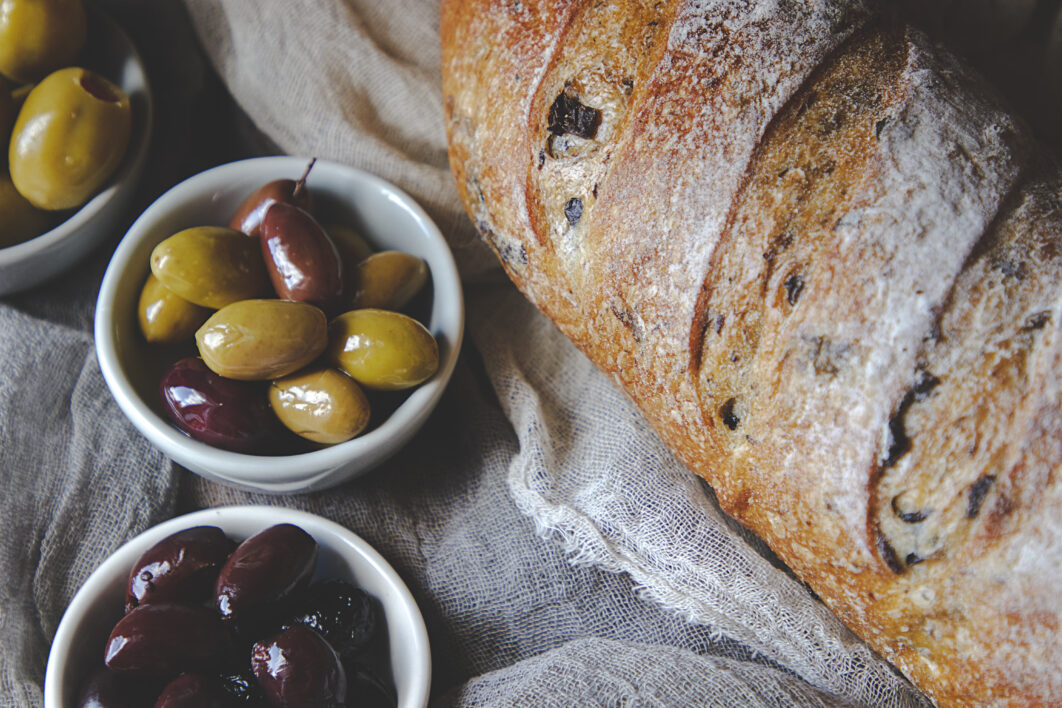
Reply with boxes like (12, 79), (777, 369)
(44, 505), (432, 708)
(0, 3), (153, 296)
(95, 156), (464, 493)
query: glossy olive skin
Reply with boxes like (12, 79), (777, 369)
(76, 666), (157, 708)
(9, 67), (131, 210)
(0, 171), (55, 247)
(196, 299), (328, 380)
(283, 579), (379, 659)
(214, 523), (318, 624)
(138, 273), (212, 344)
(327, 309), (439, 390)
(154, 673), (230, 708)
(229, 177), (313, 237)
(160, 357), (281, 453)
(151, 226), (271, 309)
(351, 250), (428, 311)
(251, 625), (346, 708)
(0, 0), (86, 83)
(125, 525), (235, 612)
(104, 603), (229, 674)
(261, 201), (344, 308)
(269, 366), (370, 444)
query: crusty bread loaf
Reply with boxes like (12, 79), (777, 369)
(440, 1), (1062, 704)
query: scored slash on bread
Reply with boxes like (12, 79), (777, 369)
(441, 0), (1062, 705)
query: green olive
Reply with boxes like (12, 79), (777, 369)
(196, 299), (328, 381)
(326, 309), (439, 391)
(325, 222), (374, 270)
(269, 366), (371, 444)
(350, 250), (429, 311)
(0, 170), (55, 247)
(137, 273), (212, 345)
(9, 67), (131, 210)
(150, 226), (271, 309)
(0, 0), (86, 84)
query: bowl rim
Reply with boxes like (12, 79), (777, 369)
(43, 505), (432, 708)
(94, 156), (464, 488)
(0, 1), (154, 266)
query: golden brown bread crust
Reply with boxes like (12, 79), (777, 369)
(441, 1), (1062, 704)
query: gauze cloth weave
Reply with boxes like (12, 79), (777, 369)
(2, 0), (1058, 706)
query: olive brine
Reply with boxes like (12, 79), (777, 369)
(141, 160), (438, 453)
(78, 523), (397, 707)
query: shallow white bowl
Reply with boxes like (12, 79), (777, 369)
(44, 505), (432, 708)
(95, 156), (464, 493)
(0, 3), (153, 296)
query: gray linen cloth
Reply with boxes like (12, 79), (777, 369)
(2, 0), (1058, 706)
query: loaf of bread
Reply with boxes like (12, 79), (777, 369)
(441, 0), (1062, 704)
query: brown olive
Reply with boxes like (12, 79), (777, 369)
(9, 67), (131, 210)
(350, 250), (429, 310)
(154, 673), (230, 708)
(327, 309), (439, 390)
(195, 299), (328, 381)
(104, 603), (229, 675)
(76, 666), (157, 708)
(137, 273), (212, 345)
(214, 523), (318, 624)
(150, 226), (271, 309)
(252, 625), (346, 708)
(261, 201), (343, 308)
(125, 525), (235, 612)
(269, 365), (371, 444)
(229, 159), (315, 237)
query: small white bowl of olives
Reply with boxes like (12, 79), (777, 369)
(44, 505), (432, 707)
(95, 156), (464, 493)
(0, 0), (153, 296)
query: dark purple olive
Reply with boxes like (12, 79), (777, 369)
(345, 661), (397, 708)
(126, 526), (235, 612)
(283, 579), (379, 659)
(160, 357), (281, 453)
(252, 625), (346, 707)
(260, 201), (343, 308)
(105, 603), (229, 675)
(76, 666), (159, 708)
(229, 160), (315, 238)
(214, 523), (318, 625)
(217, 668), (267, 705)
(154, 673), (230, 708)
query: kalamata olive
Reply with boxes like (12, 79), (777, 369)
(217, 669), (266, 705)
(138, 273), (212, 345)
(104, 603), (229, 675)
(268, 366), (370, 444)
(345, 661), (397, 708)
(283, 579), (379, 659)
(0, 0), (86, 84)
(350, 251), (429, 311)
(261, 201), (344, 308)
(251, 625), (346, 708)
(125, 525), (235, 612)
(215, 523), (318, 624)
(195, 299), (328, 380)
(327, 309), (439, 390)
(9, 67), (130, 210)
(154, 673), (230, 708)
(229, 160), (315, 237)
(160, 357), (281, 453)
(76, 666), (158, 708)
(0, 171), (55, 248)
(150, 226), (271, 309)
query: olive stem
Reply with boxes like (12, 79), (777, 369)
(292, 158), (317, 201)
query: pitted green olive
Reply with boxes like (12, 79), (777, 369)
(138, 273), (212, 345)
(0, 0), (86, 84)
(350, 251), (429, 311)
(326, 309), (439, 391)
(151, 226), (271, 309)
(0, 171), (55, 247)
(196, 299), (328, 381)
(269, 366), (371, 444)
(9, 67), (131, 210)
